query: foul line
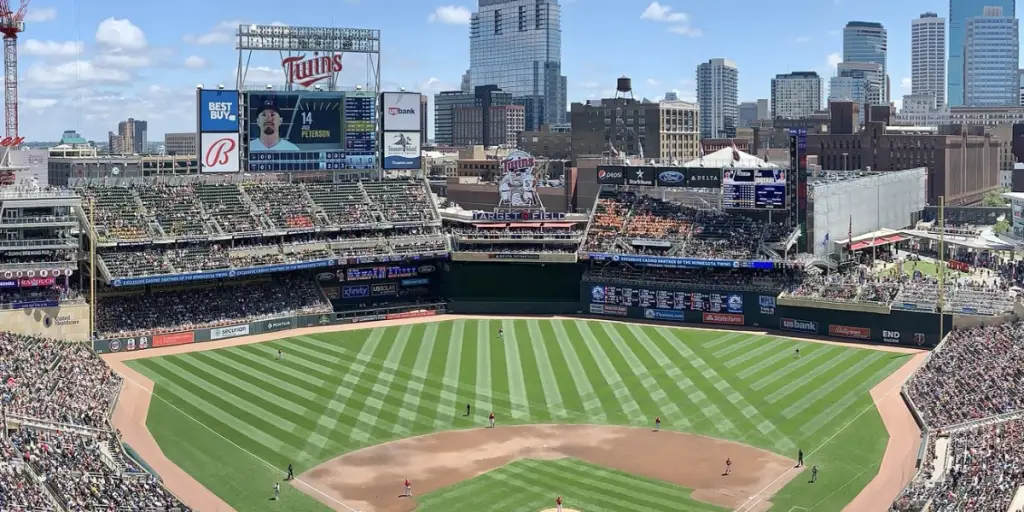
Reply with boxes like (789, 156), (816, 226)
(117, 371), (360, 512)
(734, 368), (909, 512)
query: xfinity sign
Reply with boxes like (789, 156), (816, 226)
(381, 92), (422, 132)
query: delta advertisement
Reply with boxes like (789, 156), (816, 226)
(200, 132), (240, 173)
(198, 89), (240, 132)
(581, 281), (949, 347)
(382, 131), (422, 170)
(381, 92), (422, 132)
(596, 166), (723, 188)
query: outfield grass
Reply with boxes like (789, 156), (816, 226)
(127, 319), (907, 511)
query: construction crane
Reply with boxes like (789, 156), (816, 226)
(0, 0), (28, 140)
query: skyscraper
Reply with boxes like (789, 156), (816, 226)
(469, 0), (566, 131)
(116, 118), (147, 154)
(948, 0), (1015, 106)
(843, 21), (888, 104)
(911, 12), (946, 107)
(696, 58), (738, 138)
(770, 72), (822, 119)
(964, 6), (1018, 107)
(828, 62), (883, 123)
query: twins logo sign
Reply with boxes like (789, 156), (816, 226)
(200, 133), (239, 173)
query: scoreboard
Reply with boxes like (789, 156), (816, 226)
(591, 285), (744, 313)
(245, 90), (377, 171)
(723, 169), (787, 210)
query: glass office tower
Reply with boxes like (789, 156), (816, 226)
(949, 0), (1015, 106)
(963, 7), (1018, 107)
(843, 21), (888, 104)
(469, 0), (567, 131)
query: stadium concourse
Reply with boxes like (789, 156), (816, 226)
(0, 175), (1023, 511)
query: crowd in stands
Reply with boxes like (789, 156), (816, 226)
(0, 330), (189, 510)
(0, 286), (82, 306)
(77, 178), (438, 242)
(891, 421), (1024, 511)
(583, 193), (789, 259)
(584, 266), (804, 292)
(893, 277), (1016, 315)
(906, 321), (1024, 428)
(784, 267), (902, 304)
(95, 274), (332, 338)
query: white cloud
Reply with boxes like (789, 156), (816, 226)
(826, 52), (842, 70)
(183, 20), (242, 45)
(237, 65), (284, 84)
(25, 7), (57, 22)
(580, 81), (600, 89)
(21, 98), (58, 109)
(642, 2), (700, 37)
(94, 51), (150, 68)
(428, 6), (472, 24)
(20, 40), (82, 58)
(183, 55), (207, 69)
(24, 60), (131, 88)
(646, 78), (661, 87)
(641, 1), (687, 22)
(900, 77), (912, 91)
(95, 18), (147, 51)
(418, 77), (455, 93)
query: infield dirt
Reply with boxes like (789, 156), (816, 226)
(102, 315), (926, 512)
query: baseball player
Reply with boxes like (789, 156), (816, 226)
(796, 449), (804, 467)
(404, 479), (412, 496)
(556, 495), (563, 512)
(489, 412), (496, 428)
(498, 328), (504, 339)
(273, 482), (280, 500)
(654, 416), (661, 431)
(286, 463), (294, 480)
(277, 349), (284, 361)
(466, 403), (471, 416)
(724, 458), (732, 475)
(794, 348), (800, 359)
(810, 465), (818, 483)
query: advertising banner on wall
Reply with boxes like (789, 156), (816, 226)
(382, 131), (421, 170)
(198, 89), (240, 132)
(382, 92), (422, 131)
(210, 324), (250, 340)
(200, 132), (240, 173)
(597, 166), (625, 185)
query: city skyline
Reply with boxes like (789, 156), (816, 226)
(10, 0), (1024, 141)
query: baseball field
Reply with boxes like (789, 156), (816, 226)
(104, 317), (924, 512)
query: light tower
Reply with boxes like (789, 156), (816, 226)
(0, 0), (28, 140)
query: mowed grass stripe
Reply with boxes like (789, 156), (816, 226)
(661, 329), (792, 451)
(723, 337), (791, 368)
(621, 324), (709, 430)
(508, 321), (550, 423)
(500, 320), (534, 421)
(475, 319), (494, 418)
(701, 331), (745, 348)
(550, 320), (608, 422)
(601, 322), (684, 424)
(436, 319), (465, 428)
(392, 322), (440, 435)
(735, 341), (819, 379)
(750, 343), (839, 391)
(525, 320), (569, 420)
(763, 349), (861, 404)
(135, 358), (290, 456)
(710, 335), (762, 359)
(348, 324), (416, 442)
(779, 351), (886, 416)
(573, 320), (644, 423)
(536, 321), (587, 420)
(799, 356), (908, 437)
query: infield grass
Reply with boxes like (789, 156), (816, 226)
(128, 319), (906, 511)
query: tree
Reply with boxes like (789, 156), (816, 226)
(982, 188), (1009, 207)
(994, 219), (1011, 234)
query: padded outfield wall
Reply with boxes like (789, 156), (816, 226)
(442, 261), (582, 315)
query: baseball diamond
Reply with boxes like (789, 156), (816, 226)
(102, 317), (921, 512)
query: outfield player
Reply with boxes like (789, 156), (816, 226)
(489, 412), (496, 428)
(556, 495), (563, 512)
(273, 482), (280, 500)
(404, 479), (412, 496)
(654, 416), (661, 431)
(810, 465), (818, 483)
(724, 458), (732, 475)
(498, 328), (504, 339)
(466, 403), (471, 416)
(794, 348), (800, 359)
(277, 349), (284, 360)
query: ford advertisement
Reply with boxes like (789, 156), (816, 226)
(198, 89), (240, 133)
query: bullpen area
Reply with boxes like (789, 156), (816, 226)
(104, 317), (922, 512)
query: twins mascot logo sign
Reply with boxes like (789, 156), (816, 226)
(498, 150), (542, 208)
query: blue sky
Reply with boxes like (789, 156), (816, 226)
(17, 0), (963, 141)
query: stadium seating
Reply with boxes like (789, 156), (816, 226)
(94, 274), (331, 338)
(304, 182), (375, 226)
(78, 186), (152, 241)
(242, 182), (320, 230)
(362, 180), (436, 223)
(134, 183), (213, 238)
(195, 183), (262, 233)
(582, 192), (787, 259)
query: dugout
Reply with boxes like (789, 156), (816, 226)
(442, 261), (583, 315)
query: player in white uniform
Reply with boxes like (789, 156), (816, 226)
(250, 99), (300, 151)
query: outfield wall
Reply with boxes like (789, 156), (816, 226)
(581, 281), (952, 348)
(0, 303), (90, 342)
(92, 303), (446, 354)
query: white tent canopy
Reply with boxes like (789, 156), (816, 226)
(683, 147), (780, 168)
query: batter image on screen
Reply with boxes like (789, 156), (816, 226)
(498, 150), (542, 208)
(250, 98), (300, 151)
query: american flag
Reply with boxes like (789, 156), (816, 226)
(847, 215), (853, 251)
(730, 140), (741, 163)
(698, 141), (705, 162)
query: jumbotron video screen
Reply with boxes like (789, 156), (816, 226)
(245, 90), (376, 171)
